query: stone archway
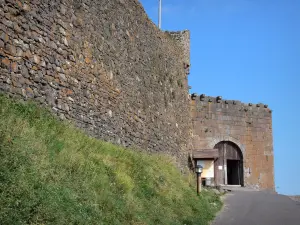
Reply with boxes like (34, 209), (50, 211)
(214, 141), (244, 186)
(208, 136), (246, 155)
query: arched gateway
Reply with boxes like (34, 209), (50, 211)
(214, 141), (244, 186)
(190, 95), (274, 190)
(192, 141), (244, 187)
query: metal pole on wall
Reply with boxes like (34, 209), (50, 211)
(158, 0), (162, 29)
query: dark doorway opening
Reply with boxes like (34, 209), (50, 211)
(227, 160), (241, 185)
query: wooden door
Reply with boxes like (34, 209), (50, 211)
(214, 141), (243, 186)
(214, 142), (225, 186)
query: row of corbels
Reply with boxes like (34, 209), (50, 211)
(190, 93), (269, 108)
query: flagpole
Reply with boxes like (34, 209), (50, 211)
(158, 0), (162, 29)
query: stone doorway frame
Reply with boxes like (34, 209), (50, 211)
(213, 138), (245, 187)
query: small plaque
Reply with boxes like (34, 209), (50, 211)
(218, 166), (223, 170)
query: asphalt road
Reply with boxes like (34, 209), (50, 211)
(213, 190), (300, 225)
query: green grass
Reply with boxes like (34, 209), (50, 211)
(0, 94), (222, 225)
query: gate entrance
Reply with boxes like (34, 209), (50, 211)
(214, 141), (243, 186)
(227, 160), (241, 185)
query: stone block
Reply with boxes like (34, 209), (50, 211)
(5, 43), (16, 55)
(0, 39), (4, 48)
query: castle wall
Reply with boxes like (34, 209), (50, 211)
(190, 94), (274, 190)
(0, 0), (191, 162)
(167, 31), (190, 66)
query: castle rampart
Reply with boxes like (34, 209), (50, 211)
(0, 0), (274, 189)
(0, 0), (191, 161)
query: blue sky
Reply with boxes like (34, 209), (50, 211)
(139, 0), (300, 195)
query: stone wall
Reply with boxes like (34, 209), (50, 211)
(167, 31), (190, 66)
(190, 94), (274, 190)
(0, 0), (191, 163)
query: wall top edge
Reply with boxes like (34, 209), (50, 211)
(190, 93), (272, 111)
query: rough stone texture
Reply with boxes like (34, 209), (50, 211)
(0, 0), (275, 183)
(0, 0), (191, 165)
(167, 31), (190, 66)
(190, 95), (274, 190)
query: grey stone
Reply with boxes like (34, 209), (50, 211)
(16, 47), (23, 57)
(0, 39), (4, 48)
(5, 44), (16, 55)
(59, 73), (66, 80)
(21, 66), (29, 78)
(22, 4), (31, 12)
(59, 27), (66, 35)
(55, 59), (61, 67)
(3, 20), (13, 28)
(68, 55), (75, 62)
(33, 55), (40, 64)
(22, 23), (29, 31)
(50, 41), (57, 49)
(62, 37), (68, 46)
(60, 5), (66, 15)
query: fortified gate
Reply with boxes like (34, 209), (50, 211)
(190, 94), (274, 190)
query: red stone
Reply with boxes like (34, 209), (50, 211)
(11, 62), (18, 72)
(66, 89), (73, 96)
(1, 58), (10, 68)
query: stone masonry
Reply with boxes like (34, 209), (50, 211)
(190, 94), (274, 190)
(0, 0), (191, 161)
(0, 0), (274, 189)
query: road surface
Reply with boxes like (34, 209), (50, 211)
(213, 189), (300, 225)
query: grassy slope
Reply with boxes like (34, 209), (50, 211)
(0, 95), (221, 225)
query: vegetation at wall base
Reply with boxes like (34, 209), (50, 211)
(0, 94), (222, 225)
